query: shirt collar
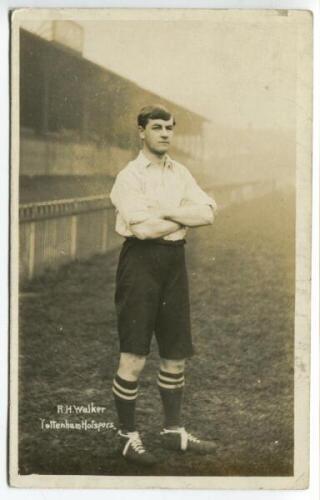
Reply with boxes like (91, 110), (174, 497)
(136, 150), (173, 169)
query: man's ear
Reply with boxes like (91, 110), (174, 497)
(138, 125), (145, 140)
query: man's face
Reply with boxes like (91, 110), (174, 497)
(139, 117), (174, 155)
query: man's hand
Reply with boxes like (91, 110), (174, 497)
(161, 204), (215, 227)
(130, 217), (183, 240)
(128, 203), (215, 240)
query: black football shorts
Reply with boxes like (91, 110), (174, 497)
(114, 237), (194, 359)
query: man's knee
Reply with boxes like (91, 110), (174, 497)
(117, 353), (147, 381)
(160, 358), (186, 373)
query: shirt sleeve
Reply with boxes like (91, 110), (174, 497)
(182, 168), (218, 212)
(110, 170), (156, 226)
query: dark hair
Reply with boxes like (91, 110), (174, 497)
(137, 105), (176, 128)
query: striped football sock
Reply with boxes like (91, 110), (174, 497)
(112, 374), (138, 432)
(157, 370), (185, 428)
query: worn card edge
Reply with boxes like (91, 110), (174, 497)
(8, 7), (313, 490)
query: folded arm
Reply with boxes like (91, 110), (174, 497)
(162, 204), (214, 227)
(130, 217), (182, 240)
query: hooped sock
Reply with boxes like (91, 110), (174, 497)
(112, 374), (138, 432)
(157, 370), (185, 428)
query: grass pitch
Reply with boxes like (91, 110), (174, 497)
(18, 190), (295, 476)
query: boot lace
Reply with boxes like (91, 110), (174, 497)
(161, 427), (201, 449)
(186, 431), (201, 443)
(121, 431), (146, 455)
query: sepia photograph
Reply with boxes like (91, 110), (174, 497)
(9, 8), (312, 489)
